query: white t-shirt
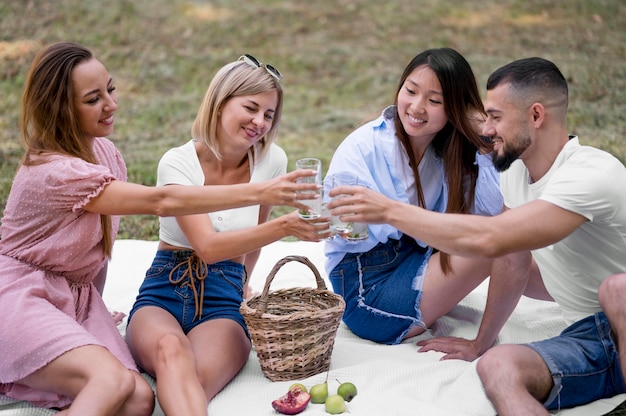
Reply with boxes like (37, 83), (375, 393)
(501, 136), (626, 324)
(157, 140), (287, 248)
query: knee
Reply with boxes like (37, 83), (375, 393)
(476, 346), (511, 391)
(112, 373), (155, 416)
(156, 333), (193, 366)
(129, 377), (156, 416)
(105, 367), (138, 403)
(599, 273), (626, 312)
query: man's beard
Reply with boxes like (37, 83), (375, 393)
(492, 132), (531, 172)
(493, 148), (520, 172)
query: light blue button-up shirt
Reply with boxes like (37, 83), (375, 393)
(324, 106), (503, 275)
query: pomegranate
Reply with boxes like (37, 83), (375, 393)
(271, 386), (311, 415)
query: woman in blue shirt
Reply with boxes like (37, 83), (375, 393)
(325, 48), (502, 345)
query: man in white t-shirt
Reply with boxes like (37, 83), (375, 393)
(327, 57), (626, 415)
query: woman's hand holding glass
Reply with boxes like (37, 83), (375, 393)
(283, 210), (333, 242)
(327, 173), (370, 241)
(258, 169), (321, 209)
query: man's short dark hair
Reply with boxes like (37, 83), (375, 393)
(487, 57), (568, 107)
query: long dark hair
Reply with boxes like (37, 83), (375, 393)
(393, 48), (491, 273)
(20, 42), (113, 256)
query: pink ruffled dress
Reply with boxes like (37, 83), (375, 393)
(0, 137), (137, 409)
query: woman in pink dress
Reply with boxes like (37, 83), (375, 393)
(0, 42), (318, 415)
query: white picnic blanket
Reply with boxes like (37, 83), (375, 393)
(1, 239), (624, 415)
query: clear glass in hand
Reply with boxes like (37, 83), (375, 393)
(328, 172), (368, 240)
(295, 158), (322, 219)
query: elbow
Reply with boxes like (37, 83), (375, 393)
(472, 234), (507, 258)
(153, 205), (172, 217)
(194, 244), (225, 265)
(151, 190), (180, 217)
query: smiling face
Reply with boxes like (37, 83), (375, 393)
(217, 89), (278, 150)
(71, 58), (118, 140)
(483, 83), (532, 172)
(396, 65), (448, 146)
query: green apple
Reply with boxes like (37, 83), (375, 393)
(337, 381), (358, 402)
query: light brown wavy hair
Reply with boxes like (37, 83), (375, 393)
(20, 42), (113, 256)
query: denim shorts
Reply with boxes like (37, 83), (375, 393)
(527, 311), (625, 410)
(128, 249), (248, 336)
(329, 234), (432, 344)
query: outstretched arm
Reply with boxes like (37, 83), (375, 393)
(84, 169), (320, 217)
(327, 187), (586, 258)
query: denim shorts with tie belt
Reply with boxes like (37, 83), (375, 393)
(128, 249), (248, 336)
(329, 234), (432, 345)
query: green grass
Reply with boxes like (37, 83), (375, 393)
(1, 1), (626, 413)
(1, 0), (625, 240)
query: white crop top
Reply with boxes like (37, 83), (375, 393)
(157, 140), (287, 248)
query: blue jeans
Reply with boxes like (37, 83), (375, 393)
(329, 234), (432, 344)
(128, 249), (248, 335)
(527, 312), (626, 410)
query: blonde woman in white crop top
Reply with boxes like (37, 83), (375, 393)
(125, 55), (331, 416)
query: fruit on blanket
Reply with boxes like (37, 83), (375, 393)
(325, 394), (347, 414)
(272, 386), (311, 415)
(289, 383), (308, 393)
(309, 381), (329, 404)
(337, 381), (358, 402)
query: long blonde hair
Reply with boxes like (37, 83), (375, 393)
(191, 59), (283, 164)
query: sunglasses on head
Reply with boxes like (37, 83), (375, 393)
(238, 54), (282, 81)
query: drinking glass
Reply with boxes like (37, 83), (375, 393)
(295, 158), (322, 219)
(318, 184), (335, 239)
(328, 172), (369, 241)
(347, 221), (368, 241)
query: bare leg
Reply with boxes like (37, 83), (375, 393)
(189, 318), (251, 403)
(598, 273), (626, 381)
(406, 252), (492, 339)
(126, 306), (208, 416)
(477, 344), (552, 416)
(19, 345), (154, 416)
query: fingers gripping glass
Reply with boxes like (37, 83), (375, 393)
(238, 54), (282, 81)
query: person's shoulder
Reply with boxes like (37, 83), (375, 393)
(341, 107), (394, 149)
(159, 139), (196, 164)
(93, 136), (117, 149)
(256, 142), (287, 169)
(36, 154), (109, 185)
(266, 142), (287, 159)
(93, 136), (122, 158)
(566, 137), (623, 170)
(162, 139), (195, 157)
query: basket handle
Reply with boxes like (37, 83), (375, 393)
(255, 255), (327, 314)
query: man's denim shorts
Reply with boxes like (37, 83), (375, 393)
(329, 234), (432, 345)
(128, 249), (248, 335)
(527, 311), (625, 410)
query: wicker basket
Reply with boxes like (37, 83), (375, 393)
(240, 255), (346, 382)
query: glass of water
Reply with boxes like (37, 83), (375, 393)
(328, 172), (369, 241)
(295, 158), (322, 219)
